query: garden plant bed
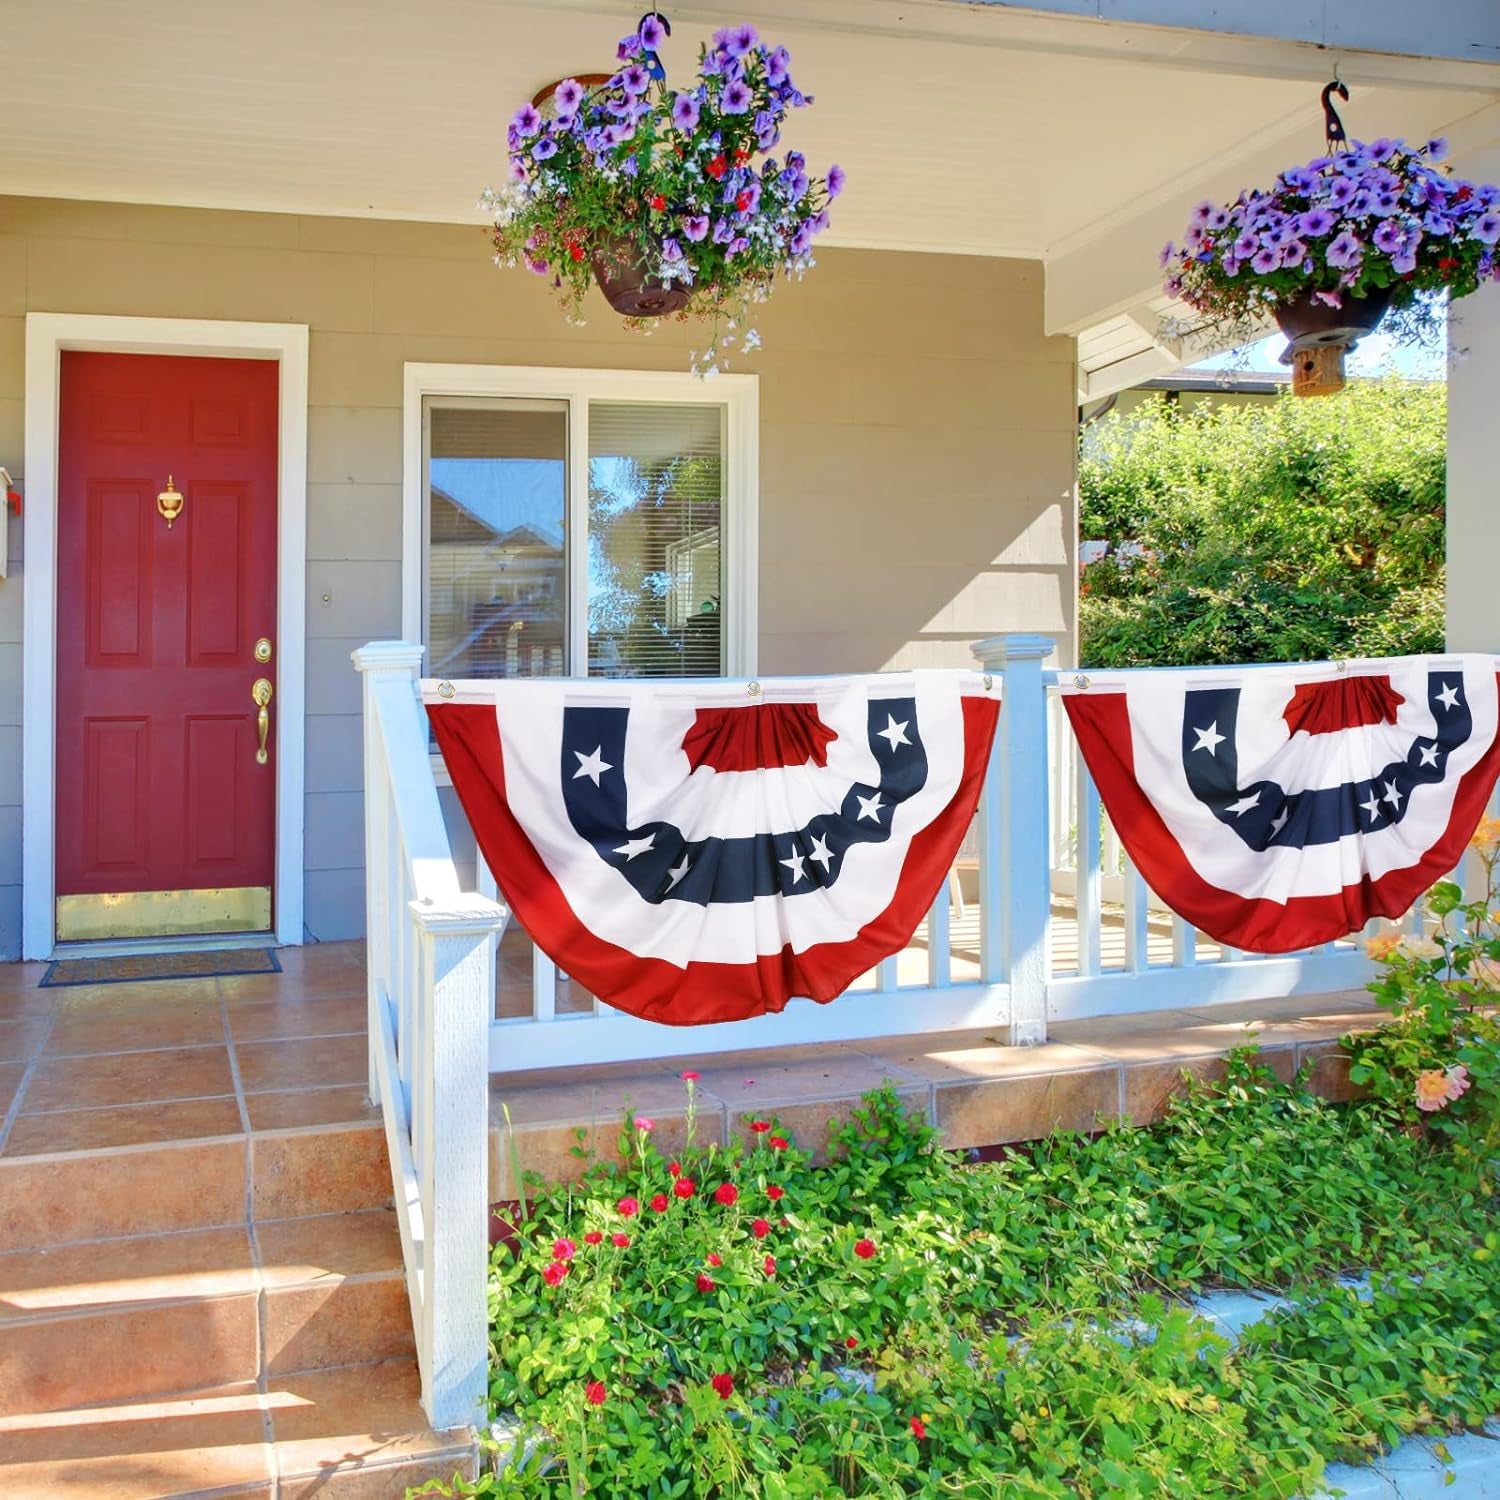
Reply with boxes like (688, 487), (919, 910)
(423, 1047), (1500, 1498)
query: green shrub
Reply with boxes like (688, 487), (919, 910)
(1079, 378), (1446, 667)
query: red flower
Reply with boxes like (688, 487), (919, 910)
(584, 1231), (603, 1246)
(763, 1254), (777, 1277)
(681, 1070), (700, 1082)
(649, 1193), (670, 1213)
(1457, 185), (1474, 201)
(585, 1380), (607, 1407)
(667, 1161), (682, 1178)
(845, 1336), (859, 1350)
(553, 1238), (577, 1261)
(769, 1137), (789, 1151)
(854, 1239), (877, 1260)
(696, 1272), (717, 1293)
(567, 241), (585, 262)
(733, 148), (750, 165)
(650, 194), (667, 211)
(707, 1252), (722, 1267)
(673, 1178), (696, 1199)
(748, 1120), (772, 1134)
(713, 1182), (739, 1207)
(766, 1184), (785, 1201)
(1441, 256), (1462, 270)
(617, 1196), (639, 1218)
(543, 1261), (569, 1287)
(736, 191), (752, 211)
(779, 1215), (790, 1227)
(707, 155), (728, 180)
(750, 1218), (771, 1239)
(711, 1373), (734, 1399)
(911, 1417), (927, 1441)
(611, 1232), (631, 1248)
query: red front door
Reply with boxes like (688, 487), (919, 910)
(55, 352), (279, 941)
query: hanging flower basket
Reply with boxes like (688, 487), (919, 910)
(482, 14), (843, 374)
(1162, 116), (1500, 395)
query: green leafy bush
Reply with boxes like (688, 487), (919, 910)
(405, 1052), (1500, 1497)
(1079, 378), (1445, 667)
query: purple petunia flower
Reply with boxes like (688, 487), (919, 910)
(754, 112), (778, 151)
(1312, 289), (1343, 309)
(1251, 247), (1280, 274)
(639, 14), (666, 50)
(712, 218), (735, 244)
(1298, 208), (1338, 238)
(512, 103), (542, 139)
(1427, 137), (1449, 161)
(532, 136), (558, 161)
(1189, 200), (1214, 227)
(1206, 208), (1231, 232)
(1232, 232), (1259, 259)
(1326, 230), (1364, 268)
(724, 23), (759, 57)
(827, 164), (846, 199)
(728, 235), (750, 257)
(1424, 209), (1453, 236)
(553, 78), (585, 114)
(1474, 210), (1500, 245)
(620, 63), (650, 95)
(721, 79), (752, 114)
(1159, 241), (1176, 268)
(672, 92), (701, 130)
(1392, 246), (1418, 275)
(1327, 177), (1358, 209)
(1280, 239), (1308, 268)
(790, 224), (813, 256)
(1368, 137), (1397, 162)
(682, 215), (710, 242)
(1372, 190), (1401, 217)
(766, 46), (791, 85)
(811, 209), (830, 234)
(1372, 219), (1406, 255)
(616, 32), (642, 61)
(1163, 274), (1185, 298)
(1221, 257), (1242, 278)
(661, 237), (683, 262)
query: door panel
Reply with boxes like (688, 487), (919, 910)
(56, 352), (279, 939)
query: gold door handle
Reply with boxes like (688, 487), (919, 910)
(252, 678), (273, 764)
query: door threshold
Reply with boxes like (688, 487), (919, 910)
(50, 932), (278, 962)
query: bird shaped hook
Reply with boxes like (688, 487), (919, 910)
(1322, 79), (1350, 152)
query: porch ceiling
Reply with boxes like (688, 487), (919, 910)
(5, 0), (1499, 393)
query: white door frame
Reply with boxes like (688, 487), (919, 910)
(22, 313), (309, 959)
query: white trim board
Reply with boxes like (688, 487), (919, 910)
(22, 313), (309, 960)
(401, 362), (759, 693)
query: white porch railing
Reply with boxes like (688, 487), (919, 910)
(353, 643), (506, 1432)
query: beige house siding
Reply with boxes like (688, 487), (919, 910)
(0, 195), (1077, 949)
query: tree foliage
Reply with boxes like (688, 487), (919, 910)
(1079, 378), (1446, 667)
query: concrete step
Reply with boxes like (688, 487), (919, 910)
(0, 1359), (477, 1499)
(0, 1209), (413, 1419)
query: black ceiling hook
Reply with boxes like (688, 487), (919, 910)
(1322, 80), (1349, 151)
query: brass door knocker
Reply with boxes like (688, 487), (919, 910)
(156, 475), (184, 528)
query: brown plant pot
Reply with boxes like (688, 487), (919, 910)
(1275, 286), (1394, 397)
(591, 234), (691, 318)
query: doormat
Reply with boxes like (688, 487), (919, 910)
(41, 948), (282, 988)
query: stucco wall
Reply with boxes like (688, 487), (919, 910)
(0, 195), (1077, 950)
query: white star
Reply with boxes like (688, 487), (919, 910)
(780, 848), (807, 885)
(1418, 743), (1439, 768)
(856, 791), (885, 822)
(1436, 681), (1461, 711)
(1361, 791), (1382, 822)
(614, 833), (655, 861)
(1270, 808), (1289, 838)
(665, 854), (691, 890)
(809, 833), (835, 871)
(1382, 779), (1403, 810)
(876, 714), (911, 752)
(1192, 722), (1226, 755)
(1226, 791), (1260, 817)
(572, 746), (612, 785)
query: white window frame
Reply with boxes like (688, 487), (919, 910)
(402, 363), (758, 692)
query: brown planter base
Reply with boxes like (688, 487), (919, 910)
(1275, 286), (1393, 398)
(591, 236), (690, 318)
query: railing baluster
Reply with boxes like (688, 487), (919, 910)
(1123, 857), (1149, 973)
(532, 943), (557, 1021)
(877, 954), (901, 992)
(927, 885), (952, 989)
(1171, 914), (1197, 967)
(1076, 754), (1102, 978)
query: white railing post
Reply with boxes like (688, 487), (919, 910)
(353, 641), (427, 1105)
(972, 633), (1056, 1046)
(413, 895), (504, 1432)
